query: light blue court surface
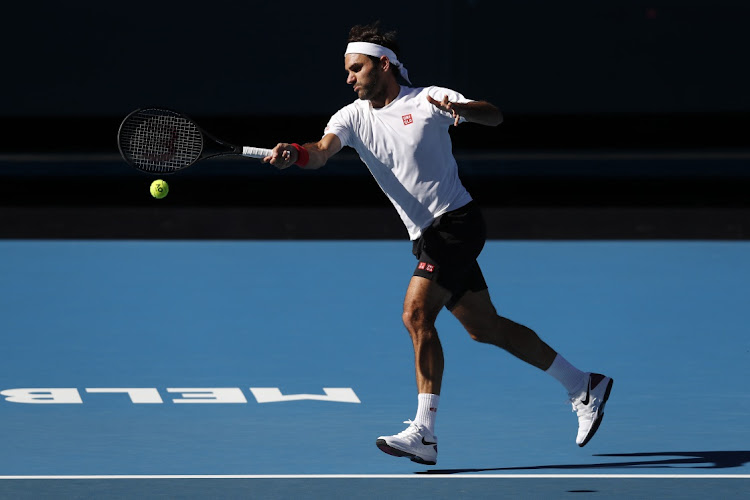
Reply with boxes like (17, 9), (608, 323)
(0, 240), (748, 496)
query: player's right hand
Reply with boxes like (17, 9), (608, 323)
(264, 143), (297, 169)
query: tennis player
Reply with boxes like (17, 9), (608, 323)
(264, 21), (613, 466)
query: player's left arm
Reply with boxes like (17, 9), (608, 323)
(427, 94), (503, 127)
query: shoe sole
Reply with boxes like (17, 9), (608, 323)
(578, 377), (614, 447)
(375, 439), (437, 465)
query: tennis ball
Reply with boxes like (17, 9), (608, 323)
(150, 179), (169, 199)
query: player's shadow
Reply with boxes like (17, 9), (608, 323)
(417, 451), (750, 474)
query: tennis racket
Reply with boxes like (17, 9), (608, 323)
(117, 107), (273, 174)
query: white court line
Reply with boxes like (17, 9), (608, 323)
(0, 474), (748, 480)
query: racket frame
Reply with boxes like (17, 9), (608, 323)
(117, 107), (271, 174)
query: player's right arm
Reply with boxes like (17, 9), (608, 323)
(264, 133), (342, 170)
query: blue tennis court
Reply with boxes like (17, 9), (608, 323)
(0, 239), (748, 497)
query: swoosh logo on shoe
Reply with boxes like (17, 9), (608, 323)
(580, 376), (592, 405)
(422, 437), (437, 446)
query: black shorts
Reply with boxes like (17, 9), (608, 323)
(412, 201), (488, 309)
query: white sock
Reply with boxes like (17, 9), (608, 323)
(546, 354), (588, 395)
(414, 393), (439, 435)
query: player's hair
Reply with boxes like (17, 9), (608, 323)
(347, 21), (401, 57)
(348, 21), (407, 84)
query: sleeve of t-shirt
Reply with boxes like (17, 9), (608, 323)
(324, 107), (354, 148)
(426, 86), (475, 125)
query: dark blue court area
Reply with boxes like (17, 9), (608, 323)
(0, 237), (748, 498)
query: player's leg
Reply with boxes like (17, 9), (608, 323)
(402, 275), (451, 395)
(376, 201), (480, 464)
(375, 276), (449, 465)
(450, 285), (614, 447)
(449, 287), (557, 370)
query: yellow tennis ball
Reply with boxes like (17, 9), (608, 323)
(150, 179), (169, 199)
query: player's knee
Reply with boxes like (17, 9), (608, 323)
(402, 305), (435, 336)
(466, 326), (492, 344)
(465, 315), (507, 347)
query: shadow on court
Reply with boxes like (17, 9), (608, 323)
(419, 450), (750, 474)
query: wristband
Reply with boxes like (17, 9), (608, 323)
(291, 143), (309, 167)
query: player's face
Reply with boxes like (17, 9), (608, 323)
(345, 53), (386, 102)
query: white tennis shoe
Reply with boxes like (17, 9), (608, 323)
(571, 372), (614, 447)
(376, 420), (438, 465)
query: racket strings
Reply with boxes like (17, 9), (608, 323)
(119, 109), (203, 173)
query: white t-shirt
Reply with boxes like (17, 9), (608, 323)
(324, 85), (474, 240)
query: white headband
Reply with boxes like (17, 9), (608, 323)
(345, 42), (412, 85)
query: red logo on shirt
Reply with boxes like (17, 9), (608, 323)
(402, 114), (413, 125)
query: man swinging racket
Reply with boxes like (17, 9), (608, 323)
(264, 21), (613, 466)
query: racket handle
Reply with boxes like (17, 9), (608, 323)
(242, 146), (273, 158)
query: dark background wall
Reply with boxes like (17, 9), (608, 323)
(2, 0), (749, 152)
(1, 0), (749, 240)
(5, 0), (750, 116)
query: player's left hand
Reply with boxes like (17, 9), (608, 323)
(427, 94), (466, 126)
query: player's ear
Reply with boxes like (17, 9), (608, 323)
(380, 55), (390, 72)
